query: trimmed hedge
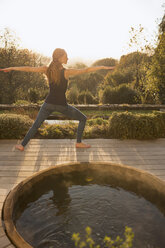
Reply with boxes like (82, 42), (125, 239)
(78, 90), (97, 104)
(107, 111), (165, 139)
(87, 118), (108, 126)
(101, 84), (138, 104)
(0, 114), (33, 139)
(1, 112), (165, 140)
(84, 125), (107, 139)
(38, 123), (77, 139)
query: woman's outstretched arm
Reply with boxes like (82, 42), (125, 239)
(0, 66), (48, 73)
(65, 66), (115, 79)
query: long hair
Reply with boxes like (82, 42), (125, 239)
(46, 48), (67, 84)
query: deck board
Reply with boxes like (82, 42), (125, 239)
(0, 138), (165, 247)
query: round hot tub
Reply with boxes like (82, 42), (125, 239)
(2, 162), (165, 248)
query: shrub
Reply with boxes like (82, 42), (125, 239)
(104, 70), (134, 87)
(107, 111), (165, 139)
(66, 86), (79, 104)
(2, 112), (165, 140)
(38, 123), (77, 139)
(100, 84), (138, 104)
(87, 118), (108, 126)
(84, 125), (107, 139)
(28, 88), (40, 103)
(78, 90), (97, 104)
(0, 114), (33, 139)
(72, 226), (134, 248)
(37, 100), (45, 105)
(14, 100), (31, 105)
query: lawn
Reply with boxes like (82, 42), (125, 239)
(0, 109), (156, 120)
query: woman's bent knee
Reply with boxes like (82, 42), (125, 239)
(80, 114), (87, 123)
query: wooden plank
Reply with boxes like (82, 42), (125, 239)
(0, 188), (10, 196)
(0, 234), (12, 247)
(0, 158), (165, 166)
(0, 171), (34, 177)
(1, 141), (165, 148)
(0, 184), (18, 190)
(133, 164), (165, 170)
(0, 177), (27, 184)
(0, 219), (3, 227)
(1, 151), (165, 158)
(0, 139), (19, 144)
(6, 154), (165, 160)
(13, 138), (165, 143)
(0, 195), (7, 203)
(1, 147), (165, 154)
(1, 138), (165, 146)
(1, 151), (165, 160)
(157, 175), (165, 181)
(0, 227), (5, 238)
(0, 165), (47, 172)
(1, 149), (163, 155)
(0, 145), (165, 151)
(20, 140), (165, 146)
(0, 202), (3, 209)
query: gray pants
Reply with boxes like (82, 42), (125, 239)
(21, 102), (87, 147)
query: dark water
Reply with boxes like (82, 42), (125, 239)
(14, 170), (165, 248)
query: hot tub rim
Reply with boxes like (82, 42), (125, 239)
(2, 161), (165, 248)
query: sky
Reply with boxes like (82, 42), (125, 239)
(0, 0), (164, 64)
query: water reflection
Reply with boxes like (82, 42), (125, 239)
(45, 120), (78, 125)
(50, 181), (71, 216)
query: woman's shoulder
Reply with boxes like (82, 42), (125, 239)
(63, 67), (69, 80)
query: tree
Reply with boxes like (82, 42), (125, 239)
(0, 28), (21, 103)
(125, 25), (154, 90)
(66, 85), (79, 104)
(68, 72), (104, 98)
(0, 28), (49, 104)
(92, 58), (118, 77)
(72, 62), (87, 69)
(102, 52), (150, 89)
(139, 14), (165, 104)
(92, 58), (117, 67)
(0, 27), (20, 49)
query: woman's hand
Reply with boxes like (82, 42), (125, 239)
(0, 68), (12, 72)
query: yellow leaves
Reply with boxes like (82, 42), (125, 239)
(85, 226), (92, 236)
(72, 226), (134, 248)
(85, 177), (93, 182)
(72, 233), (81, 247)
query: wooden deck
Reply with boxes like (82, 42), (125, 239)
(0, 138), (165, 248)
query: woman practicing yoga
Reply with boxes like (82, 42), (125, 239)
(0, 48), (114, 151)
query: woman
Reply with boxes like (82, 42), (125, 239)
(0, 48), (115, 151)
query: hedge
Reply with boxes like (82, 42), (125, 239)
(0, 114), (33, 139)
(1, 112), (165, 140)
(107, 111), (165, 139)
(100, 84), (138, 104)
(38, 123), (77, 139)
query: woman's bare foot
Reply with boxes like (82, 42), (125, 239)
(76, 142), (91, 148)
(15, 144), (24, 151)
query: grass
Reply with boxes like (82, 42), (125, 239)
(0, 109), (156, 120)
(83, 109), (155, 116)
